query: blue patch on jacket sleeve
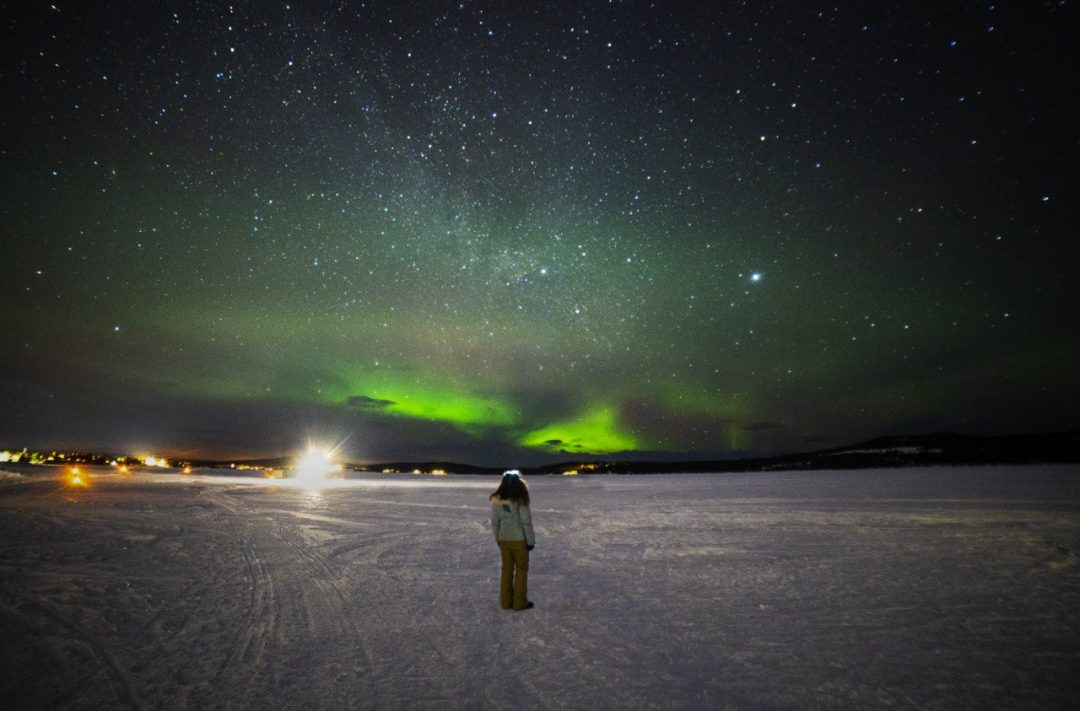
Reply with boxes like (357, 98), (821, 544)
(502, 504), (511, 512)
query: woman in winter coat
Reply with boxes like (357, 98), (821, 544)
(490, 471), (535, 611)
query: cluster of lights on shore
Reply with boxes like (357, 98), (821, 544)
(46, 446), (581, 490)
(54, 448), (347, 488)
(63, 458), (193, 486)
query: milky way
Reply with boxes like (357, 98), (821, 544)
(2, 2), (1076, 464)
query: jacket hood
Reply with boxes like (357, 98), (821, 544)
(490, 496), (524, 505)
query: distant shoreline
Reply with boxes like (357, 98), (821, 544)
(4, 430), (1077, 476)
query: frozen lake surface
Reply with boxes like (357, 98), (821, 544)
(1, 465), (1079, 709)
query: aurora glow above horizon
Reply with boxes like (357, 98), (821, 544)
(1, 3), (1077, 465)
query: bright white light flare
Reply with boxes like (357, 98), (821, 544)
(294, 449), (339, 482)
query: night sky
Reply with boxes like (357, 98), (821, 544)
(2, 2), (1077, 465)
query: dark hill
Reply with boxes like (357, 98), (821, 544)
(182, 429), (1080, 475)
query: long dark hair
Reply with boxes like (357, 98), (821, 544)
(491, 471), (530, 506)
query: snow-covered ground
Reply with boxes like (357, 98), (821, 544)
(1, 465), (1078, 709)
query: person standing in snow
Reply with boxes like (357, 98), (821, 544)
(490, 470), (536, 611)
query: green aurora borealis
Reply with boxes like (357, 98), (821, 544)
(2, 2), (1077, 464)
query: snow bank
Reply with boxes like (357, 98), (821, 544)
(0, 468), (25, 483)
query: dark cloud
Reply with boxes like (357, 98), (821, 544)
(346, 395), (396, 410)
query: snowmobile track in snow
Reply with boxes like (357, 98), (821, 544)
(202, 490), (281, 702)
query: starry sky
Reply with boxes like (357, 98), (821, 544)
(2, 1), (1077, 465)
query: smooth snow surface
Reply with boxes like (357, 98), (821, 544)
(2, 466), (1079, 709)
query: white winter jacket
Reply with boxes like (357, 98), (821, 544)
(490, 497), (535, 547)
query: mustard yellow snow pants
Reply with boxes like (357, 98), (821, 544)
(498, 540), (529, 610)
